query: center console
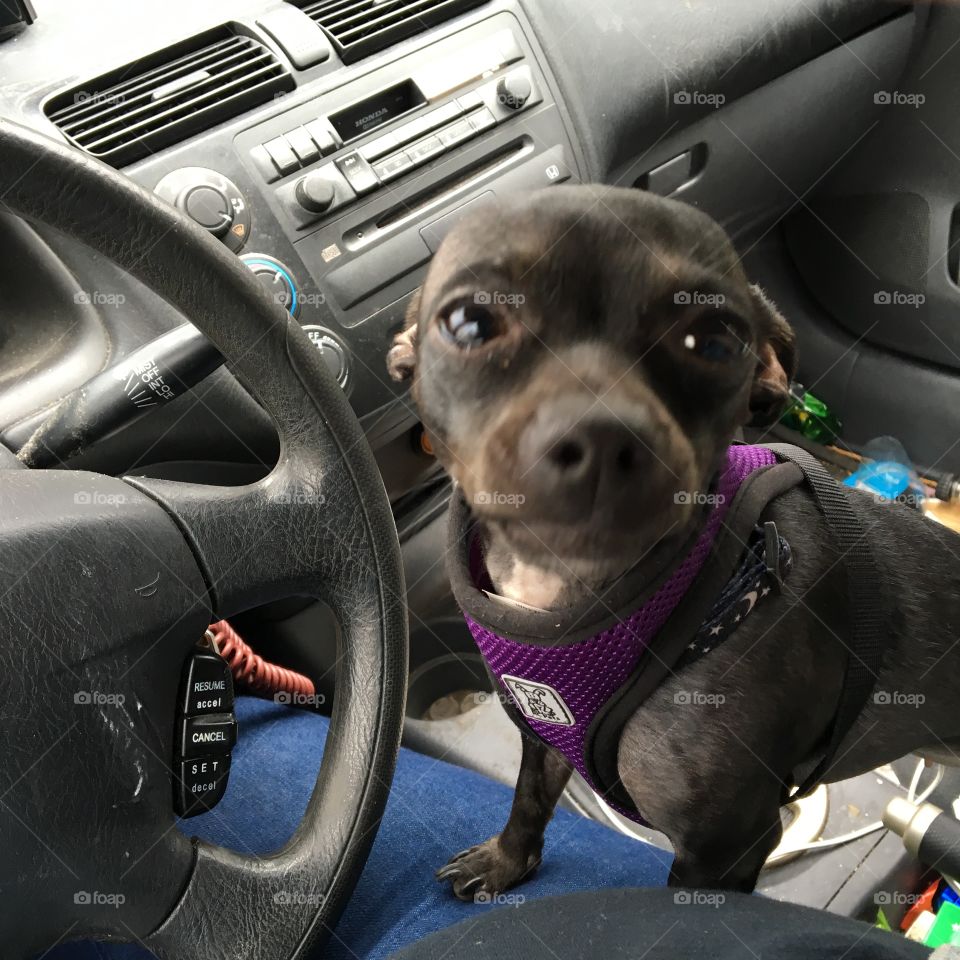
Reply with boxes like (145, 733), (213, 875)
(122, 7), (581, 462)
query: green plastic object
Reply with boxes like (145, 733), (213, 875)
(779, 386), (843, 444)
(924, 900), (960, 947)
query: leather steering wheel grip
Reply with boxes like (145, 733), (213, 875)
(0, 119), (408, 958)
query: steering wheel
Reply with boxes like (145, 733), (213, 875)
(0, 120), (407, 959)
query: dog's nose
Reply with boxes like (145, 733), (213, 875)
(520, 411), (652, 506)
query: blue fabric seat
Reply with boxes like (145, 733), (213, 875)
(48, 697), (669, 959)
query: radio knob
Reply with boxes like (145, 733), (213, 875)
(295, 173), (337, 214)
(497, 73), (532, 110)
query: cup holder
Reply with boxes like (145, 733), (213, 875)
(406, 652), (492, 720)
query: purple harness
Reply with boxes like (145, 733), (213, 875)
(458, 445), (781, 822)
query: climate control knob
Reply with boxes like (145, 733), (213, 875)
(180, 184), (233, 238)
(295, 173), (337, 215)
(241, 254), (299, 318)
(154, 167), (251, 252)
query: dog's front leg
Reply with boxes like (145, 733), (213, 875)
(437, 736), (572, 900)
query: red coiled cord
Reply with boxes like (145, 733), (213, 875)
(207, 619), (315, 699)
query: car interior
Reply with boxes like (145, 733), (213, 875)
(3, 0), (960, 957)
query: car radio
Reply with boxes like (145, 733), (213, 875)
(244, 29), (544, 234)
(134, 9), (580, 425)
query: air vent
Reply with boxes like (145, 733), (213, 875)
(293, 0), (488, 63)
(44, 26), (295, 168)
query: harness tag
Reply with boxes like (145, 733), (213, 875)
(763, 521), (783, 593)
(501, 675), (575, 726)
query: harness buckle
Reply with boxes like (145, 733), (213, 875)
(763, 521), (783, 594)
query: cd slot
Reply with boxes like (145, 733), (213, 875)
(344, 138), (531, 253)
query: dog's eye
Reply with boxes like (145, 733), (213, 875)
(439, 302), (505, 348)
(681, 313), (750, 363)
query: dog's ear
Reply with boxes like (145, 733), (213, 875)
(748, 284), (797, 427)
(386, 287), (422, 382)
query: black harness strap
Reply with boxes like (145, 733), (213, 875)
(584, 459), (804, 811)
(766, 443), (888, 796)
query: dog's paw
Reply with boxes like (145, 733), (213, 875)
(435, 836), (540, 901)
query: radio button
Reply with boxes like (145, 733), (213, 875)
(360, 132), (399, 162)
(373, 152), (415, 183)
(406, 135), (444, 165)
(437, 118), (476, 148)
(456, 90), (484, 112)
(396, 113), (436, 143)
(305, 119), (337, 156)
(264, 136), (300, 176)
(285, 126), (321, 164)
(430, 101), (462, 127)
(469, 108), (497, 133)
(336, 152), (380, 195)
(250, 144), (281, 184)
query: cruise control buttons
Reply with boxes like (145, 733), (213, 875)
(178, 756), (231, 816)
(175, 646), (237, 817)
(154, 168), (251, 252)
(184, 651), (234, 715)
(181, 714), (238, 759)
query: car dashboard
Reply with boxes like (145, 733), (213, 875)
(0, 0), (919, 493)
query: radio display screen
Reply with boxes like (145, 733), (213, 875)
(330, 80), (426, 143)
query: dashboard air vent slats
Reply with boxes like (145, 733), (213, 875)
(44, 27), (295, 168)
(295, 0), (487, 63)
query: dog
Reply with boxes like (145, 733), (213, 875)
(387, 184), (960, 896)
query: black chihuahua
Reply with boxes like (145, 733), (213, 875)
(387, 185), (960, 896)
